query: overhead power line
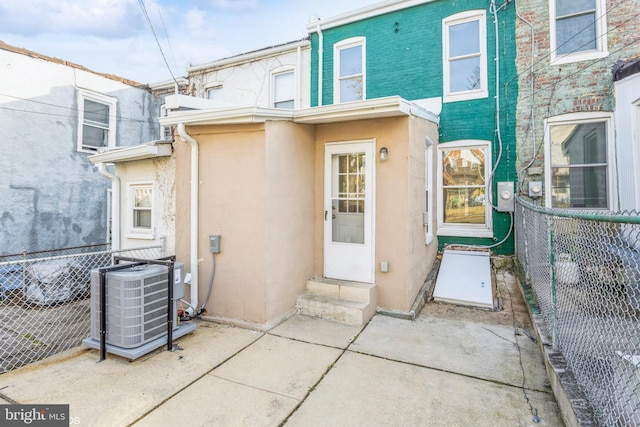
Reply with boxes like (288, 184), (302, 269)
(137, 0), (179, 85)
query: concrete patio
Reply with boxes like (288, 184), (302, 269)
(0, 269), (564, 426)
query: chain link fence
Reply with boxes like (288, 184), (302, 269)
(0, 244), (164, 373)
(515, 197), (640, 426)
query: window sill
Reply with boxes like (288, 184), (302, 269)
(550, 50), (608, 65)
(443, 89), (488, 104)
(126, 231), (154, 240)
(437, 226), (493, 238)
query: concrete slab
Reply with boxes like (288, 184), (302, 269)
(285, 351), (563, 427)
(269, 314), (362, 349)
(351, 314), (551, 392)
(132, 374), (298, 427)
(0, 321), (261, 427)
(212, 334), (343, 400)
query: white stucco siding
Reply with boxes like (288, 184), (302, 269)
(189, 46), (311, 109)
(0, 46), (162, 254)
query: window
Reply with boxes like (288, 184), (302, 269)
(437, 140), (492, 237)
(550, 0), (608, 64)
(128, 183), (154, 238)
(77, 90), (116, 152)
(205, 83), (223, 101)
(443, 11), (487, 103)
(272, 70), (295, 109)
(334, 37), (365, 104)
(545, 113), (614, 209)
(160, 104), (172, 140)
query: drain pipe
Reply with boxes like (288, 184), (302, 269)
(96, 163), (120, 251)
(177, 123), (199, 317)
(316, 21), (323, 106)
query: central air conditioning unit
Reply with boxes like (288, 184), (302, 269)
(83, 262), (196, 359)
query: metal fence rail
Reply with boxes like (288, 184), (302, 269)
(0, 245), (163, 373)
(515, 198), (640, 426)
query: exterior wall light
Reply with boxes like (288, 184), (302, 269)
(379, 147), (388, 160)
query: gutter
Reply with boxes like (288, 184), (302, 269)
(177, 123), (200, 316)
(96, 163), (120, 251)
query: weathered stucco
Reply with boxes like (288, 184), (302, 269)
(0, 45), (161, 255)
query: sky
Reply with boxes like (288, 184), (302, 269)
(0, 0), (382, 85)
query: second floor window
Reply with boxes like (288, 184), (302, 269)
(206, 84), (223, 101)
(273, 71), (295, 109)
(77, 90), (116, 153)
(551, 0), (607, 63)
(443, 11), (487, 103)
(334, 37), (365, 104)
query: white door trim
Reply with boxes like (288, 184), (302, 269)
(323, 139), (376, 283)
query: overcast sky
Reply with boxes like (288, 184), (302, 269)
(0, 0), (381, 85)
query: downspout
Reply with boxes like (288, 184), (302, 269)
(96, 163), (120, 251)
(177, 123), (199, 317)
(297, 45), (302, 108)
(316, 22), (323, 106)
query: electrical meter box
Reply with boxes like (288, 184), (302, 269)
(497, 182), (515, 212)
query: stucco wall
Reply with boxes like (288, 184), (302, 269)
(0, 47), (161, 254)
(115, 156), (176, 253)
(314, 116), (439, 311)
(264, 121), (316, 320)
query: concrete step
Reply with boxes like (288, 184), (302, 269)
(306, 278), (376, 304)
(296, 278), (377, 326)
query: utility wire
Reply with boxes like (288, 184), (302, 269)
(155, 2), (180, 76)
(0, 93), (158, 124)
(504, 0), (636, 87)
(137, 0), (179, 85)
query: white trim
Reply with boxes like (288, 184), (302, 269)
(271, 66), (296, 109)
(76, 89), (117, 153)
(323, 140), (376, 283)
(543, 111), (616, 209)
(126, 182), (155, 240)
(437, 140), (493, 238)
(549, 0), (608, 65)
(333, 37), (366, 104)
(425, 136), (434, 245)
(187, 39), (310, 73)
(160, 96), (439, 126)
(89, 141), (172, 164)
(306, 0), (437, 32)
(442, 10), (488, 103)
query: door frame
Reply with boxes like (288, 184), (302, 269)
(323, 139), (376, 283)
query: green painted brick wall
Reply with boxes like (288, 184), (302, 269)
(310, 0), (517, 254)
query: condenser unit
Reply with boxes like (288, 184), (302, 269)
(83, 262), (196, 359)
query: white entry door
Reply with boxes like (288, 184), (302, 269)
(324, 141), (375, 283)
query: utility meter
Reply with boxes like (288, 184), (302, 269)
(497, 182), (514, 212)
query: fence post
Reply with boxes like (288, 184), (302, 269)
(547, 215), (558, 350)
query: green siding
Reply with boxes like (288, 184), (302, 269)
(311, 0), (517, 254)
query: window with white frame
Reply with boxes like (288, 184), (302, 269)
(77, 90), (116, 152)
(272, 70), (295, 109)
(437, 140), (492, 237)
(128, 183), (154, 238)
(550, 0), (608, 64)
(334, 37), (365, 104)
(160, 104), (172, 140)
(206, 83), (223, 101)
(545, 113), (613, 209)
(443, 11), (487, 103)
